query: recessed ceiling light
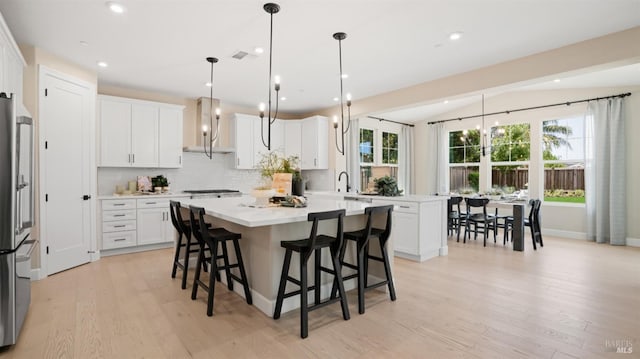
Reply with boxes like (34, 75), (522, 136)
(333, 97), (339, 102)
(443, 100), (449, 104)
(341, 74), (349, 79)
(280, 96), (287, 101)
(205, 82), (212, 87)
(553, 79), (561, 83)
(97, 61), (108, 68)
(254, 47), (264, 54)
(106, 1), (125, 13)
(449, 32), (463, 41)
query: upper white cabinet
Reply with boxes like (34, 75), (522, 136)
(0, 13), (26, 104)
(300, 116), (328, 169)
(98, 95), (183, 168)
(284, 120), (301, 159)
(158, 107), (183, 167)
(232, 113), (284, 169)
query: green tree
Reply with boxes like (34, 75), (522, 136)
(489, 121), (573, 162)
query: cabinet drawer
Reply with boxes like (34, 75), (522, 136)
(102, 209), (136, 222)
(136, 198), (169, 209)
(102, 231), (137, 250)
(372, 200), (419, 213)
(103, 220), (137, 232)
(102, 199), (136, 210)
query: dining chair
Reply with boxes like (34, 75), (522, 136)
(464, 197), (496, 246)
(448, 196), (464, 242)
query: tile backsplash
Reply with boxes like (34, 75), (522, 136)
(97, 152), (262, 195)
(97, 152), (335, 195)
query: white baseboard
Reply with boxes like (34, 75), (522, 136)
(101, 242), (174, 257)
(626, 237), (640, 247)
(394, 249), (441, 262)
(542, 228), (588, 240)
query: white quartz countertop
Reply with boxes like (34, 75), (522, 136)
(306, 191), (447, 203)
(180, 195), (372, 227)
(98, 193), (191, 200)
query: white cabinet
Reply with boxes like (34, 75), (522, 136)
(372, 198), (447, 262)
(131, 103), (159, 167)
(233, 114), (255, 169)
(100, 197), (188, 253)
(98, 95), (184, 168)
(101, 199), (137, 250)
(284, 120), (302, 159)
(300, 116), (328, 169)
(159, 107), (183, 167)
(232, 113), (285, 169)
(0, 15), (25, 105)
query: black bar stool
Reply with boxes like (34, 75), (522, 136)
(189, 205), (252, 316)
(331, 205), (397, 314)
(169, 200), (213, 289)
(273, 209), (350, 339)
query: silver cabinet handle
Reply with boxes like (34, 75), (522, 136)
(132, 154), (135, 163)
(113, 225), (126, 228)
(399, 205), (410, 209)
(314, 158), (317, 166)
(113, 203), (126, 206)
(113, 214), (126, 217)
(114, 238), (126, 242)
(128, 154), (131, 163)
(146, 202), (157, 205)
(179, 155), (182, 165)
(237, 158), (240, 166)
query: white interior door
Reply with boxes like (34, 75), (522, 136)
(40, 68), (94, 275)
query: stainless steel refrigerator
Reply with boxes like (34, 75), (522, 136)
(0, 93), (36, 347)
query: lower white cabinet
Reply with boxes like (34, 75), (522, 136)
(136, 199), (173, 245)
(100, 197), (188, 252)
(372, 198), (446, 262)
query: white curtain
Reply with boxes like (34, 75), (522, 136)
(428, 123), (449, 195)
(346, 118), (361, 192)
(585, 97), (626, 245)
(399, 126), (415, 194)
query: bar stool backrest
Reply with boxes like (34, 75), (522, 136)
(169, 200), (187, 235)
(307, 209), (346, 251)
(188, 205), (210, 247)
(364, 205), (394, 243)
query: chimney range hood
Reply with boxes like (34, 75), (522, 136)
(184, 97), (235, 154)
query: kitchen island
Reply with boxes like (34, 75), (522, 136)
(308, 192), (449, 262)
(179, 195), (376, 316)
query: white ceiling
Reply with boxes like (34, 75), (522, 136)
(1, 0), (640, 116)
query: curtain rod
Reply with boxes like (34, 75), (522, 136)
(367, 115), (415, 127)
(427, 92), (632, 125)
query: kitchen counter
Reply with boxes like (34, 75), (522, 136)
(97, 192), (191, 200)
(306, 190), (447, 203)
(180, 195), (371, 227)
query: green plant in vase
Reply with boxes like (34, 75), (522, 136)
(374, 175), (403, 197)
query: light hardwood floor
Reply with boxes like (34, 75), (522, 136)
(2, 235), (639, 358)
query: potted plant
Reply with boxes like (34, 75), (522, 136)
(152, 175), (169, 193)
(374, 175), (403, 197)
(256, 152), (304, 196)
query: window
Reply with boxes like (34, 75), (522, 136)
(448, 129), (480, 192)
(359, 128), (374, 164)
(490, 123), (530, 193)
(542, 117), (585, 203)
(382, 131), (398, 164)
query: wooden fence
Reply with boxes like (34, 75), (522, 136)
(449, 167), (584, 191)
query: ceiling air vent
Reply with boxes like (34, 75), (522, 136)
(232, 51), (249, 60)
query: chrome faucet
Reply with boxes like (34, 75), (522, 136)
(338, 171), (351, 192)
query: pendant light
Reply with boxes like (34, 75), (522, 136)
(202, 56), (220, 158)
(258, 3), (281, 151)
(332, 32), (352, 155)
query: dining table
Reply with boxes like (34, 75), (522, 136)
(486, 199), (529, 251)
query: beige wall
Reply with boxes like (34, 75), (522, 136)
(412, 86), (640, 240)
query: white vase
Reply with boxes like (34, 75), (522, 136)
(251, 189), (275, 206)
